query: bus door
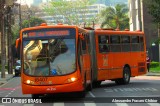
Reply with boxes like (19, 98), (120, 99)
(96, 35), (111, 80)
(78, 34), (90, 82)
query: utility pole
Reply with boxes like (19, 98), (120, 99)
(0, 0), (6, 78)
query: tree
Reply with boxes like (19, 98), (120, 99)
(12, 17), (46, 45)
(100, 4), (129, 30)
(147, 0), (160, 38)
(43, 0), (96, 26)
(22, 17), (46, 28)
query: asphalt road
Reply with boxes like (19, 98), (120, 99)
(0, 75), (160, 106)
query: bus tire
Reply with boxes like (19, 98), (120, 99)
(93, 81), (101, 88)
(115, 67), (130, 85)
(32, 94), (40, 99)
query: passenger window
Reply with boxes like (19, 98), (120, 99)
(110, 35), (121, 52)
(131, 36), (140, 51)
(98, 35), (109, 53)
(139, 36), (144, 51)
(121, 36), (130, 52)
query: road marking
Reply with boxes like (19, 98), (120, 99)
(115, 103), (128, 106)
(104, 88), (158, 92)
(89, 91), (95, 98)
(84, 102), (96, 106)
(23, 104), (34, 106)
(147, 103), (160, 106)
(53, 103), (64, 106)
(0, 86), (20, 91)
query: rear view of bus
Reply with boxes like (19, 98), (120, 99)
(20, 24), (84, 98)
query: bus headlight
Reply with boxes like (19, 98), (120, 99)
(67, 77), (77, 83)
(26, 80), (34, 85)
(71, 77), (77, 82)
(26, 80), (31, 84)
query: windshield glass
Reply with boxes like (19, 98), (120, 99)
(23, 38), (76, 76)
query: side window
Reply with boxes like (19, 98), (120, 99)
(86, 35), (91, 53)
(131, 36), (139, 43)
(110, 35), (121, 52)
(98, 35), (109, 53)
(139, 36), (144, 51)
(81, 36), (87, 54)
(110, 35), (120, 44)
(131, 36), (140, 51)
(121, 36), (130, 43)
(78, 38), (82, 72)
(121, 36), (130, 52)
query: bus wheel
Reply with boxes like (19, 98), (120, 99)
(93, 81), (102, 88)
(115, 67), (130, 85)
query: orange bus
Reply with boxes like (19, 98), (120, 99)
(17, 23), (147, 98)
(88, 28), (147, 86)
(17, 23), (92, 98)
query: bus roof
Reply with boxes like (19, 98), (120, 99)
(94, 29), (144, 35)
(20, 23), (78, 32)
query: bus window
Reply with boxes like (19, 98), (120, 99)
(140, 36), (144, 51)
(121, 35), (130, 52)
(81, 38), (87, 54)
(23, 39), (76, 76)
(110, 35), (121, 52)
(23, 40), (49, 76)
(98, 35), (109, 53)
(49, 39), (76, 75)
(131, 36), (140, 51)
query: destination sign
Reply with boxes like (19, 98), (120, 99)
(22, 28), (75, 38)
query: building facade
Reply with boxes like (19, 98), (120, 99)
(128, 0), (158, 61)
(37, 3), (106, 25)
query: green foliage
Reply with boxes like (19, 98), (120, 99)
(150, 61), (159, 68)
(12, 24), (20, 44)
(147, 0), (160, 23)
(12, 17), (46, 45)
(100, 4), (129, 30)
(43, 0), (96, 25)
(0, 65), (8, 71)
(22, 17), (46, 28)
(150, 61), (160, 73)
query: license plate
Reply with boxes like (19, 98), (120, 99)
(35, 77), (48, 82)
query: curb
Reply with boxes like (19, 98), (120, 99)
(146, 72), (160, 76)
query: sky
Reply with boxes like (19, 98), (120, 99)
(16, 0), (49, 6)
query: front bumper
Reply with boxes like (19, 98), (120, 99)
(22, 79), (84, 94)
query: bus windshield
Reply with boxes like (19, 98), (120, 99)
(23, 38), (76, 76)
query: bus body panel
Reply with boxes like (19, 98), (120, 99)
(19, 25), (92, 95)
(93, 30), (147, 81)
